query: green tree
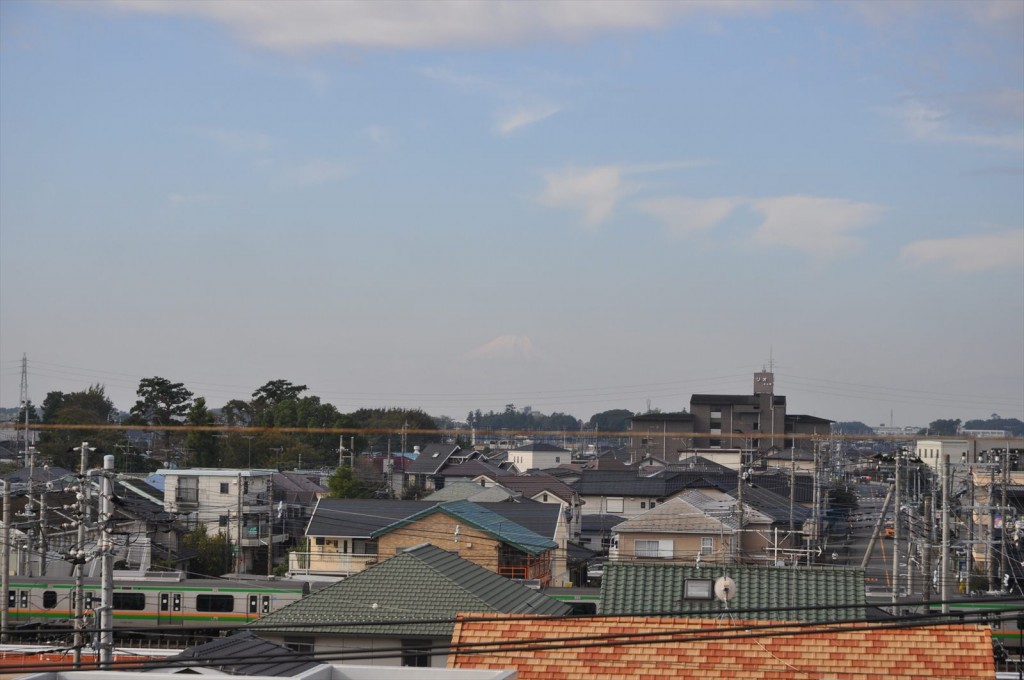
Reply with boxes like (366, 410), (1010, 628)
(220, 399), (253, 427)
(130, 377), (194, 425)
(327, 465), (376, 499)
(926, 419), (961, 436)
(251, 379), (308, 426)
(181, 525), (230, 577)
(588, 409), (635, 434)
(184, 397), (218, 467)
(39, 385), (118, 469)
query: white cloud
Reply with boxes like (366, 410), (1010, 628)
(466, 335), (535, 362)
(286, 159), (351, 186)
(497, 105), (561, 135)
(894, 98), (1024, 152)
(901, 229), (1024, 273)
(364, 125), (393, 146)
(108, 0), (785, 51)
(539, 165), (626, 227)
(750, 195), (884, 258)
(538, 161), (704, 227)
(636, 196), (740, 236)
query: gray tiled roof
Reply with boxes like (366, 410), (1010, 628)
(423, 482), (519, 503)
(249, 544), (570, 637)
(726, 485), (812, 525)
(599, 561), (866, 622)
(163, 631), (320, 676)
(406, 443), (462, 475)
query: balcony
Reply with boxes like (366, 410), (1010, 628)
(288, 550), (378, 577)
(174, 488), (199, 507)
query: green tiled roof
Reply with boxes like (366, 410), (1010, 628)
(250, 544), (570, 638)
(371, 499), (557, 555)
(599, 561), (866, 623)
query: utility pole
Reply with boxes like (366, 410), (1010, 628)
(736, 456), (745, 565)
(893, 448), (901, 605)
(267, 476), (274, 577)
(989, 466), (997, 592)
(236, 472), (244, 574)
(1001, 452), (1009, 590)
(941, 453), (950, 614)
(863, 484), (894, 568)
(1, 474), (10, 644)
(72, 441), (94, 669)
(97, 455), (115, 668)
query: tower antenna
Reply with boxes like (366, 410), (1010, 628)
(19, 354), (30, 464)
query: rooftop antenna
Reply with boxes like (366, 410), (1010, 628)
(714, 576), (736, 603)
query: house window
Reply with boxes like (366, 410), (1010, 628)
(542, 493), (549, 502)
(315, 537), (325, 546)
(640, 502), (646, 509)
(701, 537), (715, 554)
(220, 482), (229, 494)
(635, 539), (672, 559)
(710, 439), (721, 448)
(555, 456), (560, 463)
(606, 497), (624, 513)
(283, 637), (314, 654)
(650, 500), (657, 508)
(219, 515), (229, 527)
(401, 639), (431, 667)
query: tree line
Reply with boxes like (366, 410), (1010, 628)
(12, 378), (643, 473)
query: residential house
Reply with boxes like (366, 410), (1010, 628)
(572, 469), (706, 518)
(292, 498), (572, 585)
(371, 500), (559, 586)
(481, 472), (582, 540)
(154, 468), (286, 574)
(610, 492), (774, 564)
(448, 615), (994, 679)
(252, 543), (570, 668)
(505, 442), (570, 471)
(404, 444), (472, 492)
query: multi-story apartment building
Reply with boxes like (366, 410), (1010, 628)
(154, 468), (287, 574)
(628, 371), (833, 466)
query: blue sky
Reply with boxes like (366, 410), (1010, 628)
(1, 0), (1022, 428)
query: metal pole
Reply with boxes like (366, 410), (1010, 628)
(1002, 453), (1009, 589)
(941, 453), (950, 614)
(1, 476), (10, 643)
(892, 449), (901, 605)
(862, 485), (894, 569)
(99, 454), (114, 668)
(73, 441), (90, 668)
(236, 472), (243, 574)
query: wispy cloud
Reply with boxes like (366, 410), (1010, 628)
(466, 335), (535, 362)
(107, 1), (788, 52)
(636, 197), (740, 236)
(497, 105), (561, 135)
(901, 229), (1024, 272)
(893, 98), (1024, 152)
(750, 195), (884, 259)
(539, 162), (704, 227)
(539, 165), (627, 228)
(285, 159), (351, 186)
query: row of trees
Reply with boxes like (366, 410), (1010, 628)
(17, 378), (443, 472)
(834, 415), (1024, 437)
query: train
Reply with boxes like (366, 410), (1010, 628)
(545, 586), (601, 614)
(3, 573), (311, 644)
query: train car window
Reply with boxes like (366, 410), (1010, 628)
(113, 592), (147, 610)
(7, 590), (13, 607)
(20, 591), (28, 608)
(43, 591), (58, 609)
(196, 594), (234, 612)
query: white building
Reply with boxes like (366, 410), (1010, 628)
(154, 468), (286, 574)
(506, 443), (570, 471)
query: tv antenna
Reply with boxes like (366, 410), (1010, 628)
(714, 576), (737, 603)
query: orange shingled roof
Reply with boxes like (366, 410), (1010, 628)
(448, 615), (994, 679)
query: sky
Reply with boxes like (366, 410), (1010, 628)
(1, 0), (1022, 429)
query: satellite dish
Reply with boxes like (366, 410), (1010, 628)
(714, 576), (737, 602)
